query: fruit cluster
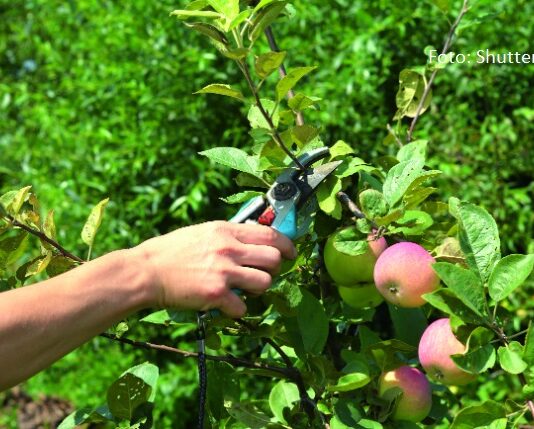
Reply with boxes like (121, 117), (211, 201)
(324, 227), (475, 422)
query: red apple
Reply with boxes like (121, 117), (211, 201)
(378, 365), (432, 422)
(373, 242), (439, 307)
(418, 318), (476, 385)
(324, 228), (387, 285)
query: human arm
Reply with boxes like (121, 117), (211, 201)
(0, 221), (296, 390)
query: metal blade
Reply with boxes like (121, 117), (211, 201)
(295, 160), (342, 208)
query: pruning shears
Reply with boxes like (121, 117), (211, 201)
(229, 146), (342, 239)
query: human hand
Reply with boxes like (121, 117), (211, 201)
(129, 221), (297, 318)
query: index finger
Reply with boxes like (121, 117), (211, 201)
(228, 223), (297, 260)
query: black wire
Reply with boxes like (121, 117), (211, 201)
(197, 312), (208, 429)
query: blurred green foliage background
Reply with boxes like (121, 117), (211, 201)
(0, 0), (532, 427)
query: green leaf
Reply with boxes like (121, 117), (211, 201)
(26, 252), (53, 277)
(297, 289), (329, 354)
(275, 66), (317, 101)
(335, 158), (374, 179)
(43, 209), (57, 242)
(255, 51), (286, 79)
(394, 68), (431, 120)
(397, 140), (428, 163)
(248, 99), (279, 129)
(331, 398), (363, 428)
(365, 339), (416, 371)
(451, 327), (496, 374)
(374, 208), (404, 227)
(269, 380), (299, 423)
(524, 320), (534, 365)
(431, 0), (450, 13)
(229, 9), (252, 30)
(317, 175), (342, 219)
(390, 210), (433, 235)
(0, 230), (28, 270)
(170, 9), (221, 19)
(382, 159), (425, 206)
(107, 373), (152, 421)
(498, 341), (528, 374)
(432, 262), (487, 317)
(221, 191), (264, 204)
(208, 362), (240, 420)
(248, 1), (287, 43)
(331, 226), (368, 256)
(450, 400), (506, 429)
(206, 0), (239, 22)
(329, 140), (354, 158)
(140, 309), (196, 326)
(291, 124), (320, 146)
(488, 254), (534, 302)
(81, 198), (109, 247)
(458, 202), (501, 283)
(387, 304), (427, 347)
(327, 360), (371, 392)
(184, 22), (228, 51)
(288, 93), (321, 111)
(194, 83), (245, 101)
(359, 189), (388, 219)
(0, 186), (32, 217)
(58, 407), (112, 429)
(225, 402), (272, 429)
(422, 289), (484, 324)
(200, 147), (260, 177)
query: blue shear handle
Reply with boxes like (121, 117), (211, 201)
(271, 205), (297, 240)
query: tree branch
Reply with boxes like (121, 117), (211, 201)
(336, 191), (366, 220)
(406, 0), (469, 142)
(4, 214), (85, 263)
(100, 333), (295, 379)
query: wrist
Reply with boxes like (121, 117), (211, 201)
(114, 247), (157, 311)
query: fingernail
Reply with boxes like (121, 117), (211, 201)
(292, 246), (298, 259)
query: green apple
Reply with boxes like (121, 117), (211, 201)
(378, 365), (432, 423)
(324, 228), (387, 285)
(338, 283), (384, 308)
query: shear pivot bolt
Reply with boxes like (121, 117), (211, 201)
(273, 182), (297, 200)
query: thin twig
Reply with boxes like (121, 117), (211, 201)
(100, 333), (294, 379)
(386, 123), (403, 148)
(237, 60), (305, 170)
(4, 215), (84, 263)
(264, 27), (305, 126)
(406, 0), (469, 142)
(336, 191), (366, 220)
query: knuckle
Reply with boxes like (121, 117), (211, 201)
(270, 247), (283, 264)
(211, 220), (230, 236)
(205, 282), (226, 301)
(215, 243), (237, 259)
